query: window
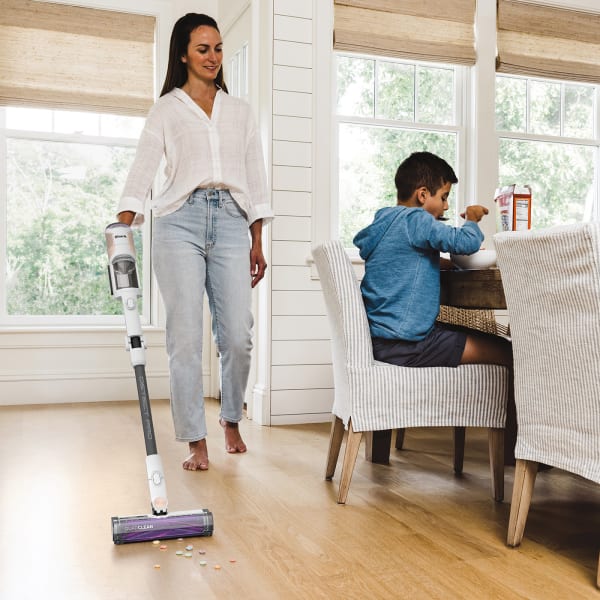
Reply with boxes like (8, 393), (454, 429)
(1, 106), (144, 324)
(335, 54), (464, 248)
(496, 75), (600, 229)
(228, 44), (248, 100)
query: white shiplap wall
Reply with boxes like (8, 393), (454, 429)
(270, 0), (333, 424)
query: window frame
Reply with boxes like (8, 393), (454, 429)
(333, 51), (470, 253)
(0, 106), (152, 327)
(495, 73), (600, 225)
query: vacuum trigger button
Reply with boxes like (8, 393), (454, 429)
(126, 298), (136, 310)
(152, 472), (162, 485)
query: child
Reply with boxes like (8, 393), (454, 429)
(353, 151), (512, 370)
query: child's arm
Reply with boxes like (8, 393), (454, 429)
(408, 206), (486, 256)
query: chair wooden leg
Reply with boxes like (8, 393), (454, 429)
(488, 427), (505, 502)
(453, 426), (466, 474)
(395, 428), (405, 450)
(364, 429), (392, 464)
(338, 419), (363, 504)
(507, 459), (538, 546)
(325, 415), (345, 480)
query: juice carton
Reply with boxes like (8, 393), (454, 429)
(494, 184), (532, 231)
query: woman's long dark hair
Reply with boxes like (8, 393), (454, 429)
(160, 13), (228, 97)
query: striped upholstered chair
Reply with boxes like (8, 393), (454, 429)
(312, 241), (509, 504)
(495, 225), (600, 572)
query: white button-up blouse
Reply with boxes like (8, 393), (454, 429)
(117, 87), (274, 227)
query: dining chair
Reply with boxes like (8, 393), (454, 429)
(495, 224), (600, 575)
(312, 241), (509, 504)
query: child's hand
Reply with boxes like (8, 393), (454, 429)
(461, 205), (489, 222)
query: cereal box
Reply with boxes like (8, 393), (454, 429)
(494, 184), (532, 231)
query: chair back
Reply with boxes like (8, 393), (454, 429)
(312, 241), (374, 370)
(495, 223), (600, 483)
(313, 242), (375, 425)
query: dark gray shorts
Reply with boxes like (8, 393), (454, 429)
(372, 324), (467, 368)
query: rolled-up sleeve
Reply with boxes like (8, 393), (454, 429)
(244, 122), (274, 226)
(116, 114), (164, 226)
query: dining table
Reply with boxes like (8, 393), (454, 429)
(366, 266), (508, 465)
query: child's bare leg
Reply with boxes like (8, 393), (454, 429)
(183, 438), (209, 471)
(219, 419), (247, 454)
(460, 332), (512, 367)
(460, 333), (515, 464)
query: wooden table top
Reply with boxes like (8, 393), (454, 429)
(440, 268), (506, 310)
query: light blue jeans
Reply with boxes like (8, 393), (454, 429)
(152, 189), (253, 442)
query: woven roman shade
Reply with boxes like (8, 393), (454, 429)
(333, 0), (476, 65)
(497, 0), (600, 84)
(0, 0), (155, 116)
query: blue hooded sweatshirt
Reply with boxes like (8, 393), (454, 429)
(353, 206), (483, 341)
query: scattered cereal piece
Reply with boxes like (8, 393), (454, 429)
(152, 540), (160, 545)
(184, 552), (193, 558)
(229, 559), (236, 563)
(214, 565), (221, 570)
(159, 545), (167, 551)
(199, 560), (207, 566)
(177, 538), (184, 542)
(153, 564), (161, 569)
(175, 550), (184, 556)
(185, 545), (193, 551)
(198, 550), (206, 555)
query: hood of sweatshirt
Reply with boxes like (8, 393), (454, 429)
(353, 206), (409, 260)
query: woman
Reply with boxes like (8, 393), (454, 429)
(116, 13), (273, 471)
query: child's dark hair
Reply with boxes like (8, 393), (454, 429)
(394, 151), (458, 201)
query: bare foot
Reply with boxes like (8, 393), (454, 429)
(219, 418), (247, 454)
(183, 439), (209, 471)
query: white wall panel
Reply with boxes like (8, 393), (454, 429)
(271, 216), (311, 241)
(264, 0), (329, 425)
(273, 140), (312, 167)
(272, 364), (333, 390)
(273, 115), (312, 142)
(272, 290), (325, 315)
(272, 165), (311, 192)
(272, 191), (312, 216)
(273, 65), (312, 92)
(271, 389), (333, 417)
(271, 265), (321, 291)
(274, 15), (312, 43)
(273, 40), (312, 68)
(271, 240), (311, 265)
(271, 339), (332, 365)
(272, 315), (330, 340)
(273, 90), (312, 118)
(274, 0), (313, 19)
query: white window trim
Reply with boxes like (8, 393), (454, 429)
(495, 70), (600, 224)
(0, 110), (152, 327)
(313, 0), (483, 252)
(0, 0), (171, 331)
(333, 53), (468, 242)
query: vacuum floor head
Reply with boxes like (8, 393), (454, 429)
(112, 509), (214, 544)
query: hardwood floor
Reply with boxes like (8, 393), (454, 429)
(0, 397), (598, 599)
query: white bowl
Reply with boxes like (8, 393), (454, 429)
(450, 249), (497, 270)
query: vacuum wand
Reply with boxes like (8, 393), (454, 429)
(105, 223), (213, 543)
(106, 223), (166, 514)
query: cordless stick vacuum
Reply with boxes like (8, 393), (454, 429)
(105, 222), (214, 544)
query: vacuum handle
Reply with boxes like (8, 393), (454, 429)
(134, 364), (158, 457)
